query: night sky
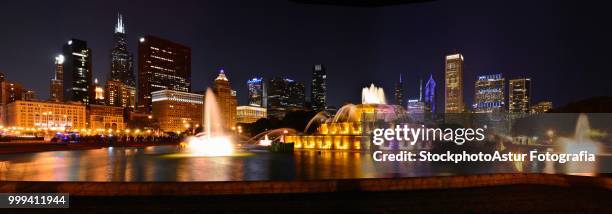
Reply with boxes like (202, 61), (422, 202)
(0, 0), (611, 110)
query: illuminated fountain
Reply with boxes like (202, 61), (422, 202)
(286, 84), (408, 150)
(184, 88), (234, 156)
(559, 113), (602, 155)
(259, 135), (272, 146)
(557, 113), (603, 175)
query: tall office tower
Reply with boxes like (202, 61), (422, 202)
(444, 53), (465, 113)
(424, 74), (436, 113)
(212, 70), (237, 130)
(49, 54), (64, 102)
(267, 77), (290, 119)
(473, 74), (505, 113)
(138, 35), (191, 113)
(394, 73), (404, 106)
(310, 64), (326, 111)
(247, 77), (266, 107)
(287, 79), (305, 110)
(63, 39), (93, 105)
(509, 78), (532, 113)
(105, 80), (136, 109)
(110, 14), (135, 87)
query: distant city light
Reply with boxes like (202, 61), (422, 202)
(139, 37), (145, 42)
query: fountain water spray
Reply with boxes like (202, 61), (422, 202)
(185, 88), (234, 156)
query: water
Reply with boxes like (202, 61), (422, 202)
(2, 145), (608, 182)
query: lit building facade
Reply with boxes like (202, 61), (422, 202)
(444, 53), (465, 113)
(93, 79), (105, 105)
(473, 74), (505, 113)
(138, 35), (191, 113)
(88, 104), (125, 130)
(509, 78), (532, 113)
(310, 64), (326, 111)
(247, 77), (266, 107)
(62, 39), (92, 105)
(151, 90), (203, 132)
(105, 80), (136, 109)
(531, 101), (552, 113)
(212, 70), (237, 130)
(424, 74), (436, 113)
(394, 74), (404, 106)
(236, 105), (267, 124)
(407, 99), (425, 114)
(49, 54), (64, 102)
(6, 100), (86, 130)
(110, 14), (136, 87)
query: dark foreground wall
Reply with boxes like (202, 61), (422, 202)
(0, 174), (610, 196)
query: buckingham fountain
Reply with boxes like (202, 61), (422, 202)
(285, 84), (409, 151)
(182, 88), (235, 156)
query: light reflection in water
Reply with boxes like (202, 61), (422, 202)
(0, 145), (608, 182)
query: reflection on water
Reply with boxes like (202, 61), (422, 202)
(0, 146), (609, 182)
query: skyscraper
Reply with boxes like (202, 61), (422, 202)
(444, 53), (464, 113)
(287, 79), (305, 109)
(62, 39), (92, 105)
(49, 54), (64, 102)
(267, 77), (304, 119)
(138, 35), (191, 113)
(424, 74), (436, 113)
(473, 74), (505, 113)
(267, 77), (289, 119)
(394, 73), (404, 106)
(212, 69), (237, 130)
(310, 64), (326, 111)
(110, 13), (135, 87)
(247, 77), (266, 107)
(509, 78), (532, 113)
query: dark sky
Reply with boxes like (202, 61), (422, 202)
(0, 0), (611, 109)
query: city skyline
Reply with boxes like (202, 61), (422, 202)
(0, 0), (611, 110)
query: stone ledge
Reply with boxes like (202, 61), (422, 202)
(0, 174), (609, 196)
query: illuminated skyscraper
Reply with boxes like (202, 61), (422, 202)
(444, 53), (464, 113)
(424, 74), (436, 113)
(62, 39), (92, 105)
(473, 74), (505, 113)
(49, 54), (64, 102)
(310, 64), (326, 111)
(394, 73), (404, 106)
(509, 78), (532, 113)
(247, 77), (266, 107)
(110, 13), (135, 87)
(138, 35), (191, 113)
(212, 69), (237, 130)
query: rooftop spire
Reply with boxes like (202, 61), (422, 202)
(216, 69), (228, 81)
(115, 13), (125, 33)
